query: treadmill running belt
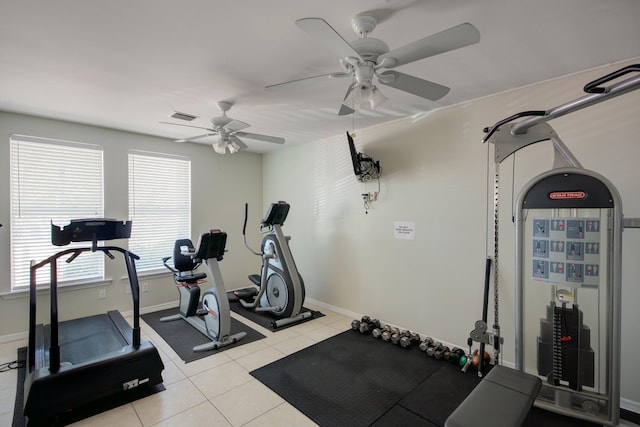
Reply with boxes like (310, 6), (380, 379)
(41, 312), (130, 366)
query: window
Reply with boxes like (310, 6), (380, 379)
(10, 135), (104, 290)
(128, 151), (191, 272)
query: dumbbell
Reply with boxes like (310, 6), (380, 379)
(461, 338), (473, 372)
(419, 337), (434, 352)
(372, 324), (391, 339)
(447, 347), (466, 365)
(400, 332), (420, 348)
(458, 354), (469, 368)
(443, 347), (452, 361)
(434, 345), (449, 360)
(426, 342), (444, 358)
(391, 330), (411, 345)
(390, 330), (402, 345)
(360, 318), (381, 334)
(382, 327), (399, 342)
(472, 349), (491, 368)
(351, 316), (381, 334)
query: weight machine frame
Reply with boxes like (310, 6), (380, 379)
(477, 64), (640, 426)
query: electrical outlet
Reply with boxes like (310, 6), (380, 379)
(142, 283), (149, 292)
(99, 289), (107, 299)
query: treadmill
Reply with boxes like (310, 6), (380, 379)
(23, 219), (164, 426)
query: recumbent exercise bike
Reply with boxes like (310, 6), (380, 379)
(234, 201), (311, 328)
(161, 229), (246, 351)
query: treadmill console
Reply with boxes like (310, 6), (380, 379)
(52, 219), (132, 246)
(261, 201), (290, 227)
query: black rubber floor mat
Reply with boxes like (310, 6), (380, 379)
(142, 308), (265, 363)
(227, 289), (324, 331)
(251, 330), (443, 427)
(371, 405), (438, 427)
(523, 406), (602, 426)
(14, 347), (164, 427)
(398, 362), (483, 426)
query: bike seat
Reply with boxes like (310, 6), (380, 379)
(176, 271), (207, 284)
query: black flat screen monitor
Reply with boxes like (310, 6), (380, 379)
(347, 132), (362, 177)
(346, 131), (381, 182)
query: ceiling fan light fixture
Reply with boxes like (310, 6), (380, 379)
(344, 81), (386, 111)
(228, 142), (240, 154)
(212, 141), (226, 154)
(369, 86), (387, 108)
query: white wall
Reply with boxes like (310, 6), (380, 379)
(0, 112), (263, 336)
(262, 58), (640, 406)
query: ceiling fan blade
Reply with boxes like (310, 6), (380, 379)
(338, 84), (356, 116)
(378, 23), (480, 68)
(160, 121), (214, 132)
(175, 133), (216, 143)
(235, 131), (285, 144)
(266, 72), (349, 91)
(225, 119), (250, 132)
(338, 104), (356, 116)
(378, 70), (450, 101)
(296, 18), (362, 60)
(229, 135), (248, 150)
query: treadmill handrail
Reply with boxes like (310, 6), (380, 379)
(28, 245), (142, 374)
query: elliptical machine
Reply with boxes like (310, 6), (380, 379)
(236, 201), (311, 328)
(161, 229), (246, 351)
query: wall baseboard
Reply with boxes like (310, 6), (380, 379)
(120, 301), (178, 318)
(305, 297), (362, 320)
(621, 398), (640, 415)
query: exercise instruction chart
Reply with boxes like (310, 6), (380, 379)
(531, 217), (601, 288)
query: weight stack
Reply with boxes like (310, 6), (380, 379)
(537, 303), (594, 390)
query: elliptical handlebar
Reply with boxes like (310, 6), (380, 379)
(243, 203), (248, 236)
(243, 203), (262, 256)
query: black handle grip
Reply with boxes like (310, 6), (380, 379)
(243, 203), (248, 235)
(584, 64), (640, 94)
(482, 111), (546, 143)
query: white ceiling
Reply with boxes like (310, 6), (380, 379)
(1, 0), (639, 153)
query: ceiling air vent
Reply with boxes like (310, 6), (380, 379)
(170, 111), (198, 121)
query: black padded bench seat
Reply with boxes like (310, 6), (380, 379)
(445, 365), (542, 427)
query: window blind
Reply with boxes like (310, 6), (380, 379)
(128, 151), (191, 272)
(10, 135), (105, 290)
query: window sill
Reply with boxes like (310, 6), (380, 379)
(1, 278), (114, 300)
(120, 269), (172, 283)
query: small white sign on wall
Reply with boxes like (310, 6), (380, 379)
(394, 221), (416, 240)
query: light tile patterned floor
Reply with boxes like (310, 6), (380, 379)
(0, 304), (351, 426)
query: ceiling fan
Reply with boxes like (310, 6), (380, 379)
(267, 14), (480, 115)
(161, 101), (285, 154)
